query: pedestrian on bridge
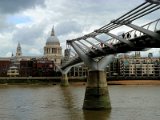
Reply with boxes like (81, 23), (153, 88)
(127, 32), (131, 39)
(122, 33), (125, 39)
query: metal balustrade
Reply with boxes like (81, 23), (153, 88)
(105, 18), (160, 46)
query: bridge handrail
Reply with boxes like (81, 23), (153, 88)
(84, 18), (160, 51)
(105, 18), (160, 46)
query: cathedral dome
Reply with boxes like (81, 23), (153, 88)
(46, 27), (60, 45)
(46, 36), (60, 45)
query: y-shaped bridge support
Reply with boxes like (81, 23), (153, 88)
(69, 41), (114, 110)
(57, 62), (84, 86)
(56, 65), (71, 87)
(60, 67), (71, 87)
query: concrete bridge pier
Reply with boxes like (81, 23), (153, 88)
(69, 41), (114, 110)
(61, 73), (69, 87)
(83, 70), (111, 110)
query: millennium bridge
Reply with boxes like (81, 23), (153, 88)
(57, 0), (160, 110)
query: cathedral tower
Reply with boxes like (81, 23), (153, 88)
(16, 42), (22, 57)
(44, 26), (62, 65)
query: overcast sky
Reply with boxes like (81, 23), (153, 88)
(0, 0), (160, 57)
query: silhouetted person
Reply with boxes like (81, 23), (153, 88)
(127, 32), (131, 39)
(100, 43), (104, 47)
(134, 33), (137, 38)
(122, 33), (125, 39)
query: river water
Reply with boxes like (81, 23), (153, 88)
(0, 84), (160, 120)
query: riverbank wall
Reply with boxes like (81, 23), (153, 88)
(108, 80), (160, 85)
(0, 77), (160, 85)
(0, 77), (87, 84)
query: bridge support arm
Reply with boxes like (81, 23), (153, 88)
(71, 41), (115, 70)
(127, 23), (160, 41)
(69, 41), (97, 70)
(98, 55), (115, 70)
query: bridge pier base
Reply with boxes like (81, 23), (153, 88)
(83, 70), (111, 110)
(61, 74), (69, 87)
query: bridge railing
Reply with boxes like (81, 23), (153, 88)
(79, 18), (160, 51)
(105, 18), (160, 46)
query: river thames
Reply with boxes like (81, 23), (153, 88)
(0, 84), (160, 120)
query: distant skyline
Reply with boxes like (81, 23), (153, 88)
(0, 0), (160, 57)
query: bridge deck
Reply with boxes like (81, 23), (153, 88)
(62, 30), (160, 69)
(89, 30), (160, 57)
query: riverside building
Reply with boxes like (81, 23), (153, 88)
(108, 52), (160, 80)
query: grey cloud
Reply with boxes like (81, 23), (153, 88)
(0, 0), (45, 14)
(61, 0), (143, 16)
(57, 0), (145, 28)
(12, 24), (45, 45)
(0, 15), (15, 33)
(0, 16), (8, 30)
(55, 20), (82, 36)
